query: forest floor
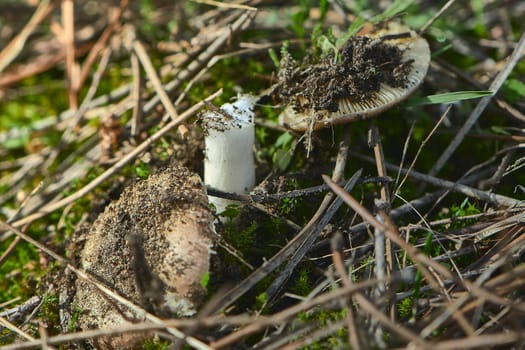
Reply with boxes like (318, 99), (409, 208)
(0, 1), (524, 349)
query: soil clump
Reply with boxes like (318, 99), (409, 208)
(278, 34), (414, 114)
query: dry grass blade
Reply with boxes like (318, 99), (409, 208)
(329, 233), (361, 350)
(0, 316), (35, 342)
(1, 2), (524, 349)
(77, 0), (128, 89)
(323, 175), (454, 290)
(61, 0), (78, 109)
(432, 332), (525, 350)
(211, 279), (379, 349)
(0, 0), (55, 72)
(215, 168), (362, 311)
(266, 134), (352, 300)
(132, 33), (179, 121)
(192, 0), (258, 11)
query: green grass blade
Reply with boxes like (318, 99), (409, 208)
(407, 91), (493, 106)
(340, 0), (415, 47)
(372, 0), (415, 23)
(345, 16), (367, 38)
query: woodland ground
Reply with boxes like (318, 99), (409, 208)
(0, 1), (524, 349)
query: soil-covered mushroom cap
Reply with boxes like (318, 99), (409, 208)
(71, 165), (215, 349)
(278, 22), (430, 132)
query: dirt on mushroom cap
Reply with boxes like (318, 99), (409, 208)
(277, 22), (430, 131)
(279, 35), (412, 113)
(67, 165), (215, 349)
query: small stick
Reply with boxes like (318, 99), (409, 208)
(0, 296), (40, 323)
(192, 0), (257, 11)
(419, 0), (456, 35)
(322, 175), (454, 287)
(77, 0), (128, 89)
(331, 232), (362, 350)
(62, 0), (78, 110)
(369, 124), (388, 345)
(0, 315), (36, 343)
(265, 131), (352, 299)
(0, 0), (55, 72)
(133, 35), (179, 122)
(211, 279), (380, 349)
(129, 42), (142, 138)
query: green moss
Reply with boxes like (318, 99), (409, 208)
(142, 339), (171, 350)
(135, 160), (151, 179)
(0, 241), (43, 302)
(67, 303), (82, 333)
(398, 297), (414, 319)
(255, 292), (269, 312)
(295, 308), (349, 348)
(224, 219), (258, 254)
(289, 0), (312, 39)
(440, 198), (481, 229)
(37, 294), (61, 335)
(292, 268), (312, 296)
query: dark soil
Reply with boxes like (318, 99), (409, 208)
(278, 34), (414, 113)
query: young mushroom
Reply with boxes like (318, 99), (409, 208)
(203, 94), (257, 214)
(278, 22), (430, 131)
(71, 165), (215, 349)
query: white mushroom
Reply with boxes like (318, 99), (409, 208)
(73, 165), (215, 349)
(279, 22), (430, 131)
(203, 94), (257, 214)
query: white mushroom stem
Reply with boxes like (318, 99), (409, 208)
(204, 95), (257, 214)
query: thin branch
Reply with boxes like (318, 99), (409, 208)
(0, 0), (55, 72)
(350, 151), (522, 208)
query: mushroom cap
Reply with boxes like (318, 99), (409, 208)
(279, 22), (430, 132)
(72, 165), (215, 348)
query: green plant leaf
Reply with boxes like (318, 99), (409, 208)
(501, 79), (525, 102)
(343, 16), (367, 39)
(329, 0), (416, 54)
(200, 272), (210, 288)
(268, 48), (280, 69)
(274, 132), (293, 148)
(318, 35), (337, 56)
(371, 0), (415, 23)
(135, 161), (150, 179)
(490, 126), (511, 135)
(407, 91), (493, 106)
(274, 149), (292, 171)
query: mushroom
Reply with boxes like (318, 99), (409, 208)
(203, 94), (257, 214)
(71, 165), (215, 349)
(278, 22), (430, 131)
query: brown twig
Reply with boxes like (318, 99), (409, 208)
(77, 0), (128, 90)
(0, 0), (55, 73)
(61, 0), (78, 109)
(331, 232), (362, 350)
(265, 130), (352, 300)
